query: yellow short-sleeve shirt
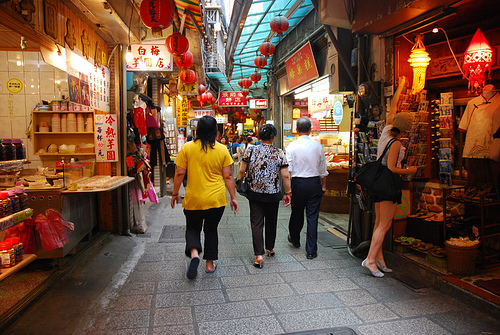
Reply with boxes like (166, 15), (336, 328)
(175, 140), (233, 210)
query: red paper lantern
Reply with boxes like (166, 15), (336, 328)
(140, 0), (174, 31)
(166, 32), (189, 56)
(254, 55), (267, 68)
(463, 28), (494, 94)
(270, 14), (289, 35)
(238, 79), (244, 88)
(174, 51), (193, 68)
(241, 89), (249, 97)
(242, 77), (253, 88)
(197, 95), (204, 107)
(210, 96), (217, 104)
(201, 92), (208, 102)
(198, 83), (206, 94)
(259, 41), (275, 56)
(250, 71), (261, 83)
(206, 92), (213, 102)
(180, 69), (197, 84)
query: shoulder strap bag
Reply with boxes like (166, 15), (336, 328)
(355, 138), (403, 199)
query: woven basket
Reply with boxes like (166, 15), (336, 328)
(445, 242), (479, 275)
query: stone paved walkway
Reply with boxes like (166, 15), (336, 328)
(74, 195), (499, 335)
(5, 194), (500, 335)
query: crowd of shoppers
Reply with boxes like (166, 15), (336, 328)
(171, 108), (419, 279)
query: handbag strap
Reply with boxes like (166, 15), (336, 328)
(377, 138), (399, 162)
(243, 146), (254, 177)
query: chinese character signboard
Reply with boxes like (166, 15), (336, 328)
(95, 114), (118, 162)
(249, 99), (268, 109)
(126, 44), (173, 71)
(285, 42), (319, 90)
(218, 92), (248, 107)
(194, 109), (214, 118)
(308, 92), (333, 114)
(177, 96), (189, 127)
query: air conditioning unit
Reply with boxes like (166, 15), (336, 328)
(326, 27), (355, 94)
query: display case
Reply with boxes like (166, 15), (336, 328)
(32, 109), (96, 158)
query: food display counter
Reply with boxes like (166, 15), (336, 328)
(26, 175), (134, 267)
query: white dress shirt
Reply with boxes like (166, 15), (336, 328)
(286, 135), (328, 178)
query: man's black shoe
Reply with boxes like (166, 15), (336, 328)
(306, 253), (318, 259)
(288, 234), (300, 248)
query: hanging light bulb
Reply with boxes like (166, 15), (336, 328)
(407, 35), (431, 95)
(126, 45), (133, 62)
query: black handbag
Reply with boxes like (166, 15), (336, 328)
(355, 138), (402, 199)
(236, 147), (253, 197)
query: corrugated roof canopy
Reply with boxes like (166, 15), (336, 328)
(207, 0), (314, 96)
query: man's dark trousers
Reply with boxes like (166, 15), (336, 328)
(288, 177), (323, 255)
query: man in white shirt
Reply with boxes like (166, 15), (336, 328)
(286, 117), (328, 259)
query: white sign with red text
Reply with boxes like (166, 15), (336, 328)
(249, 99), (268, 109)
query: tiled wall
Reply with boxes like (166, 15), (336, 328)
(0, 51), (69, 168)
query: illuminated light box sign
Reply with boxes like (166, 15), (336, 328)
(126, 44), (173, 71)
(249, 99), (268, 109)
(218, 92), (248, 106)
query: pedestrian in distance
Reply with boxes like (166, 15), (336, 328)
(171, 116), (239, 280)
(238, 124), (292, 268)
(362, 76), (417, 278)
(286, 117), (328, 259)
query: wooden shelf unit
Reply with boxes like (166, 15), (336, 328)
(32, 110), (96, 157)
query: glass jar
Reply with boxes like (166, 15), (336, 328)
(15, 188), (28, 210)
(5, 237), (23, 262)
(8, 189), (20, 213)
(0, 191), (13, 218)
(2, 139), (16, 161)
(12, 139), (26, 160)
(0, 241), (14, 268)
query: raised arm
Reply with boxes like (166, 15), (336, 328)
(387, 76), (406, 125)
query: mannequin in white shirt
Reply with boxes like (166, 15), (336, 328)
(459, 83), (500, 186)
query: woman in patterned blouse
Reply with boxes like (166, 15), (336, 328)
(238, 124), (292, 268)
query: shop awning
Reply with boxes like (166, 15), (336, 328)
(173, 0), (204, 34)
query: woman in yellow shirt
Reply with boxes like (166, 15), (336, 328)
(171, 116), (239, 279)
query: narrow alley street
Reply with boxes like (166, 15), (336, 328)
(4, 193), (499, 335)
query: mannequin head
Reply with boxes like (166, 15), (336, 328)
(482, 84), (496, 100)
